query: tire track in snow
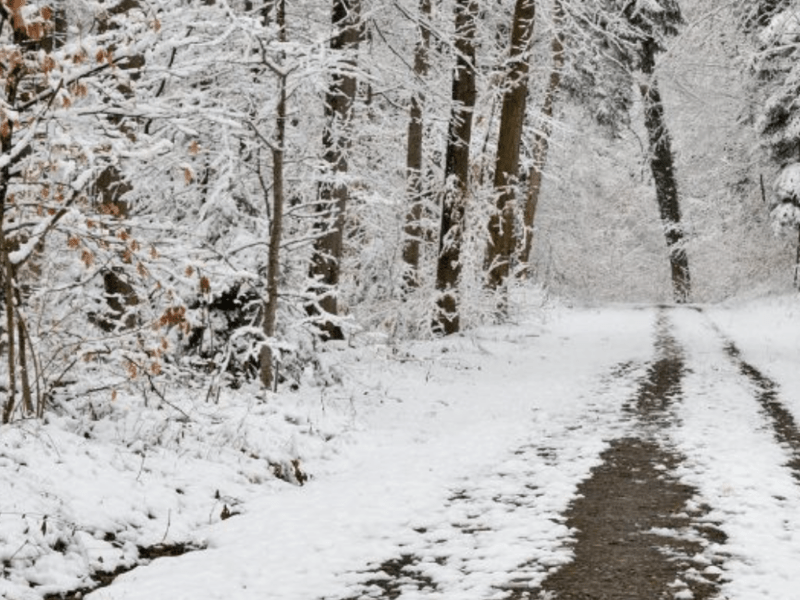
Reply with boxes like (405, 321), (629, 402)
(696, 309), (800, 482)
(323, 357), (651, 600)
(722, 342), (800, 483)
(671, 308), (800, 600)
(530, 310), (725, 600)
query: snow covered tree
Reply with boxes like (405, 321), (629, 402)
(739, 2), (800, 283)
(486, 0), (536, 299)
(403, 0), (432, 291)
(561, 0), (690, 302)
(435, 0), (479, 335)
(0, 0), (166, 422)
(519, 0), (564, 277)
(632, 0), (691, 303)
(308, 0), (363, 341)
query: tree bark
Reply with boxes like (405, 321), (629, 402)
(639, 38), (691, 303)
(308, 0), (362, 340)
(402, 0), (432, 290)
(0, 46), (20, 423)
(486, 0), (536, 297)
(520, 0), (564, 276)
(259, 0), (286, 391)
(435, 0), (478, 335)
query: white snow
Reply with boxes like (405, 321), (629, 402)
(773, 162), (800, 202)
(4, 299), (800, 599)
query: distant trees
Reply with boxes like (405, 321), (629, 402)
(562, 0), (690, 302)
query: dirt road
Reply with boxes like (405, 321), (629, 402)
(325, 308), (800, 600)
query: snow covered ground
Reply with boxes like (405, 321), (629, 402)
(3, 297), (800, 600)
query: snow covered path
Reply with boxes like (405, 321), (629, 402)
(671, 308), (800, 600)
(84, 308), (657, 600)
(5, 303), (800, 600)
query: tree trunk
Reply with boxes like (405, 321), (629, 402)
(308, 0), (362, 341)
(435, 0), (478, 335)
(486, 0), (536, 298)
(520, 0), (564, 277)
(639, 39), (691, 303)
(259, 0), (286, 391)
(402, 0), (432, 290)
(0, 59), (19, 423)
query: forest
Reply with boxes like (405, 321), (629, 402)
(0, 0), (798, 418)
(5, 2), (800, 599)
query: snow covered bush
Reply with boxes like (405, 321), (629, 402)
(770, 162), (800, 231)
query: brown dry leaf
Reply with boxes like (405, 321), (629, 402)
(199, 276), (211, 295)
(42, 55), (56, 75)
(81, 249), (94, 267)
(26, 22), (43, 41)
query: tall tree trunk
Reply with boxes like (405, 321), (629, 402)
(308, 0), (362, 341)
(259, 0), (286, 391)
(520, 0), (564, 276)
(639, 38), (691, 303)
(486, 0), (536, 298)
(0, 56), (20, 423)
(435, 0), (478, 335)
(402, 0), (432, 290)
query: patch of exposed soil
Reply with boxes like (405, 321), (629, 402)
(41, 542), (203, 600)
(338, 554), (438, 600)
(529, 438), (722, 600)
(522, 311), (725, 600)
